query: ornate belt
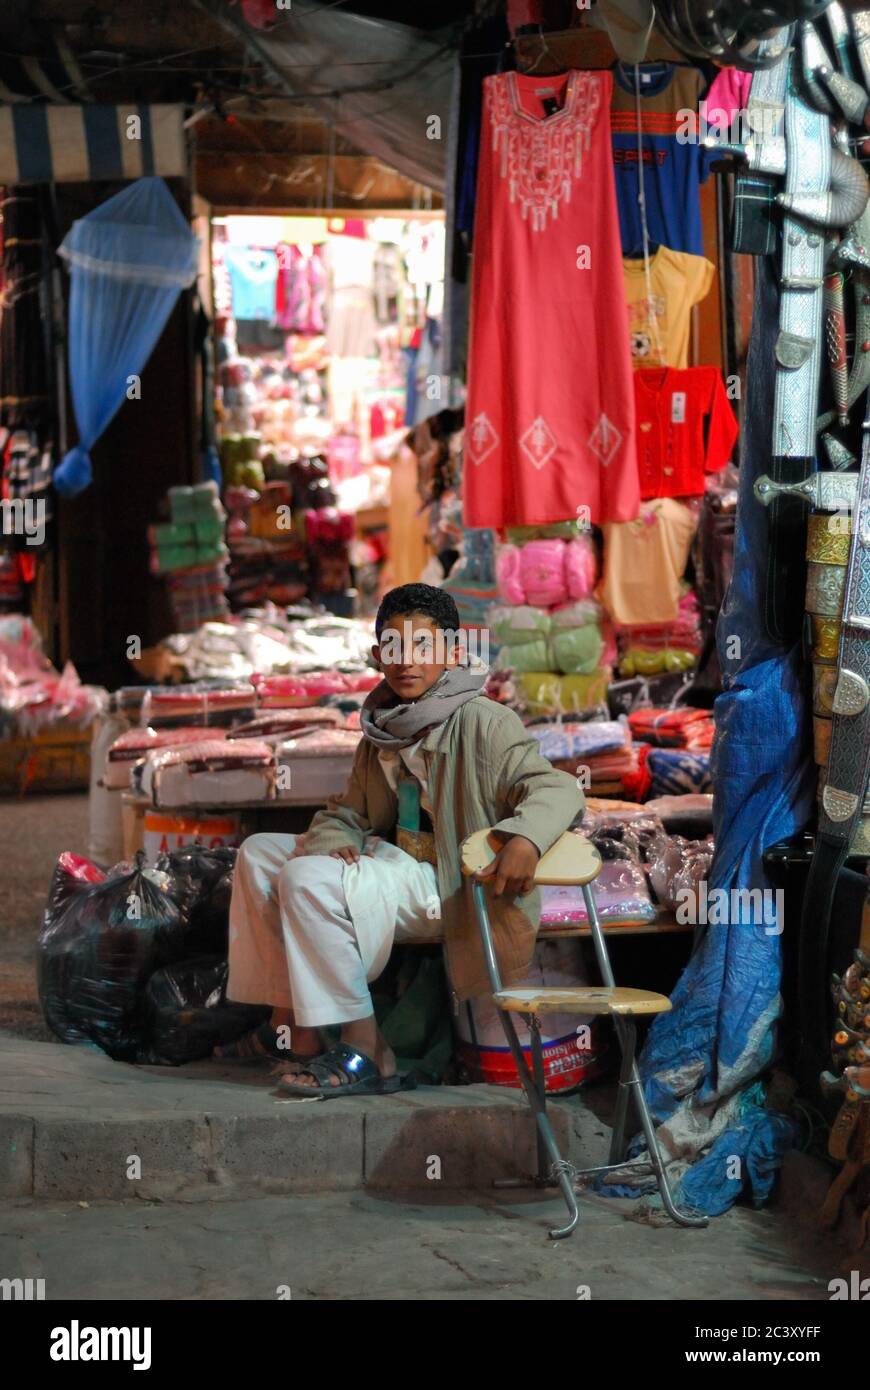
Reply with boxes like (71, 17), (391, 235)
(806, 512), (851, 565)
(396, 826), (438, 866)
(806, 561), (847, 616)
(810, 614), (843, 661)
(813, 663), (840, 717)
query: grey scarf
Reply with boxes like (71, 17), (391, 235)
(360, 659), (488, 751)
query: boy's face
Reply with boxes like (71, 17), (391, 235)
(373, 613), (460, 701)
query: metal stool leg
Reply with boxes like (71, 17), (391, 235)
(529, 1012), (550, 1181)
(472, 880), (579, 1239)
(581, 884), (708, 1229)
(608, 1017), (635, 1166)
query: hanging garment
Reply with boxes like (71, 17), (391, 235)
(223, 247), (279, 322)
(372, 242), (404, 326)
(464, 69), (638, 530)
(634, 366), (738, 499)
(599, 497), (698, 625)
(704, 67), (753, 127)
(274, 243), (326, 335)
(623, 246), (715, 369)
(326, 235), (378, 358)
(610, 62), (714, 256)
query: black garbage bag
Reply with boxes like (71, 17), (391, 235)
(157, 844), (237, 956)
(144, 956), (269, 1065)
(37, 852), (184, 1061)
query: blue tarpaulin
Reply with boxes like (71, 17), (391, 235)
(605, 254), (813, 1214)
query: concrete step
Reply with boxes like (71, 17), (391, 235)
(0, 1034), (610, 1202)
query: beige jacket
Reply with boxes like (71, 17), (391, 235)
(303, 696), (585, 1002)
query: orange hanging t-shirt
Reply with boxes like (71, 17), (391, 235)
(623, 246), (715, 369)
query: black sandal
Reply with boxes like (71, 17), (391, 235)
(214, 1021), (313, 1064)
(275, 1042), (416, 1100)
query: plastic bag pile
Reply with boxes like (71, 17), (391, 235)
(37, 845), (267, 1064)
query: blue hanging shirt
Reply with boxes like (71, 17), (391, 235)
(223, 246), (278, 322)
(610, 63), (716, 257)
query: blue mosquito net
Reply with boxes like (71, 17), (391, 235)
(54, 177), (199, 496)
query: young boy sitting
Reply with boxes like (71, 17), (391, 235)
(220, 583), (584, 1097)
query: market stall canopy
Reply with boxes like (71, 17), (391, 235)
(0, 104), (188, 184)
(198, 0), (456, 193)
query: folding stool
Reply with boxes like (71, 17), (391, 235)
(461, 828), (709, 1239)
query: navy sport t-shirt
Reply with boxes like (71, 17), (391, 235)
(611, 63), (715, 257)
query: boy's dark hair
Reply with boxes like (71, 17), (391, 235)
(375, 584), (460, 639)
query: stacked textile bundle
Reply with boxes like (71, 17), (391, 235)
(490, 530), (612, 716)
(149, 483), (228, 574)
(104, 726), (223, 789)
(274, 727), (363, 802)
(628, 706), (714, 750)
(527, 720), (648, 800)
(441, 529), (499, 651)
(148, 483), (230, 632)
(226, 708), (345, 740)
(139, 738), (275, 808)
(627, 706), (714, 798)
(490, 602), (606, 676)
(615, 592), (703, 677)
(253, 670), (379, 708)
(116, 682), (257, 728)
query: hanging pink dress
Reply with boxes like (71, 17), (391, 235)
(464, 70), (639, 529)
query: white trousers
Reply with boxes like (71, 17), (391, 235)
(226, 833), (442, 1027)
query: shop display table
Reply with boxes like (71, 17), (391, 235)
(119, 791), (687, 939)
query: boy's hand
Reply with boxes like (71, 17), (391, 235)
(475, 835), (540, 898)
(329, 847), (360, 864)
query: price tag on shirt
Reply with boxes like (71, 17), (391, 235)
(671, 391), (687, 425)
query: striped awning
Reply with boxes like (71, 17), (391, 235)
(0, 104), (188, 184)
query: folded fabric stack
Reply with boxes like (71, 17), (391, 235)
(616, 592), (703, 677)
(149, 483), (228, 575)
(628, 706), (715, 750)
(116, 682), (257, 728)
(253, 670), (379, 708)
(140, 738), (275, 808)
(646, 749), (713, 798)
(492, 534), (611, 715)
(489, 601), (607, 676)
(528, 719), (645, 799)
(626, 705), (714, 798)
(226, 535), (309, 609)
(104, 726), (224, 789)
(440, 574), (500, 650)
(274, 727), (363, 802)
(164, 564), (231, 633)
(517, 670), (610, 718)
(227, 708), (345, 740)
(497, 536), (596, 608)
(265, 615), (374, 672)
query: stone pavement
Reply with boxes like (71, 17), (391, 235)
(0, 1186), (841, 1302)
(0, 1030), (608, 1201)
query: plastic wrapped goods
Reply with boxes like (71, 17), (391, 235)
(157, 843), (237, 957)
(539, 859), (656, 926)
(38, 853), (184, 1060)
(145, 957), (268, 1064)
(140, 738), (275, 807)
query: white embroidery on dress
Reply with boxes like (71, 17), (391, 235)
(520, 416), (557, 470)
(468, 412), (500, 466)
(488, 73), (601, 233)
(588, 414), (623, 467)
